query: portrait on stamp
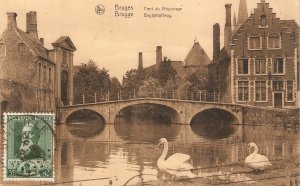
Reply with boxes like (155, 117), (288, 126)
(3, 113), (55, 181)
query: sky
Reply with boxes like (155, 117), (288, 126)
(0, 0), (299, 81)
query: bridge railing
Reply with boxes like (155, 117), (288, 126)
(72, 90), (222, 105)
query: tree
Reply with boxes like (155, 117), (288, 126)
(186, 67), (208, 91)
(73, 60), (111, 104)
(155, 60), (177, 86)
(109, 77), (122, 100)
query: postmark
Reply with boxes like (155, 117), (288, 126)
(3, 113), (55, 182)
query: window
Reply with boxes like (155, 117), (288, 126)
(43, 65), (46, 82)
(49, 68), (52, 82)
(255, 59), (266, 74)
(0, 44), (4, 54)
(63, 51), (67, 64)
(38, 63), (41, 81)
(260, 15), (267, 27)
(255, 81), (266, 101)
(18, 43), (25, 53)
(290, 32), (296, 44)
(287, 81), (293, 101)
(273, 81), (283, 91)
(272, 58), (284, 74)
(238, 59), (249, 74)
(238, 81), (249, 101)
(249, 36), (261, 50)
(268, 35), (281, 49)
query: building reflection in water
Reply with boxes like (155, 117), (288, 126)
(54, 120), (300, 185)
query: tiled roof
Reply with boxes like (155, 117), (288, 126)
(184, 42), (211, 66)
(15, 28), (50, 61)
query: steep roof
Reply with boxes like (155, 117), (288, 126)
(208, 48), (230, 67)
(52, 36), (76, 51)
(15, 28), (50, 61)
(237, 0), (248, 25)
(184, 42), (211, 66)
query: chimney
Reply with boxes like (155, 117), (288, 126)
(7, 12), (17, 28)
(156, 46), (162, 64)
(138, 52), (143, 70)
(224, 4), (232, 50)
(40, 38), (44, 46)
(26, 11), (38, 39)
(213, 23), (220, 60)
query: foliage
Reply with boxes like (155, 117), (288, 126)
(186, 67), (208, 91)
(155, 60), (177, 86)
(73, 60), (112, 103)
(109, 76), (122, 100)
(137, 77), (161, 98)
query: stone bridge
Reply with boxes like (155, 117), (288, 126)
(58, 98), (243, 124)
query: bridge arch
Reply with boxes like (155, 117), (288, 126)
(112, 102), (182, 124)
(189, 108), (239, 125)
(63, 108), (107, 124)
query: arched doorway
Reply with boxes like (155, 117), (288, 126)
(61, 71), (69, 106)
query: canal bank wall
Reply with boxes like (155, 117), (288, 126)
(242, 106), (299, 128)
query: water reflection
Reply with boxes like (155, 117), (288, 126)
(54, 121), (300, 185)
(114, 121), (181, 142)
(66, 109), (105, 138)
(67, 122), (105, 138)
(190, 122), (236, 139)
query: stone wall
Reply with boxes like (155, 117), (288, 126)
(242, 106), (299, 128)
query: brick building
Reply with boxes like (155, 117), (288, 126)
(0, 11), (76, 115)
(138, 41), (210, 75)
(208, 0), (299, 109)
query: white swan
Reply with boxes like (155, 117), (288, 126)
(157, 138), (196, 179)
(245, 142), (272, 171)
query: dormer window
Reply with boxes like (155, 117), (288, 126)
(260, 15), (267, 27)
(18, 43), (25, 54)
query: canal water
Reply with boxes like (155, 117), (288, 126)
(54, 121), (300, 186)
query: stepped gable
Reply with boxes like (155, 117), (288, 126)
(230, 1), (299, 47)
(184, 40), (211, 67)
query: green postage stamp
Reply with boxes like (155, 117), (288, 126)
(3, 113), (55, 182)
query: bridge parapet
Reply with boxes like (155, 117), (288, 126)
(58, 98), (243, 125)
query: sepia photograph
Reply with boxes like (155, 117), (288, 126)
(0, 0), (299, 185)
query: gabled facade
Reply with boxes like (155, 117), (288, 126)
(48, 36), (76, 106)
(0, 12), (55, 112)
(0, 11), (76, 113)
(208, 0), (299, 109)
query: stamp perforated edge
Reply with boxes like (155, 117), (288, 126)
(2, 112), (55, 182)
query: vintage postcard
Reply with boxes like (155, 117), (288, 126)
(0, 0), (299, 185)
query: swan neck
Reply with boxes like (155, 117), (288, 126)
(159, 142), (168, 160)
(252, 144), (258, 154)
